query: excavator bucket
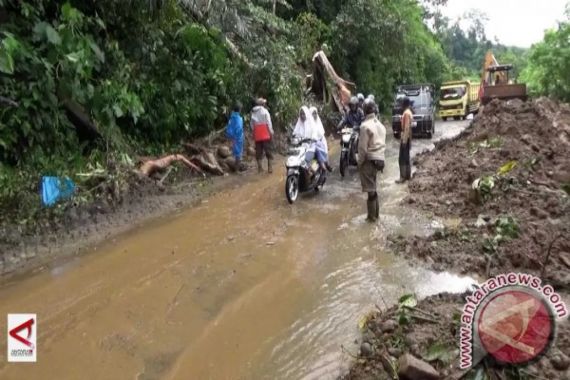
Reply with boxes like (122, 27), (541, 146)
(482, 83), (527, 105)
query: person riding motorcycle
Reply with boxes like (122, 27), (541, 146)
(310, 106), (333, 172)
(337, 96), (364, 131)
(337, 97), (364, 165)
(357, 93), (365, 110)
(293, 106), (319, 169)
(366, 94), (379, 115)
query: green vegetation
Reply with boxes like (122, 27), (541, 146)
(433, 8), (529, 81)
(521, 6), (570, 101)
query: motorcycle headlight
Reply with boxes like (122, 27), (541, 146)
(342, 134), (351, 143)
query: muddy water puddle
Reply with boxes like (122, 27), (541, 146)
(0, 121), (474, 380)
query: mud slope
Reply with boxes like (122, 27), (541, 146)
(342, 293), (570, 380)
(393, 98), (570, 288)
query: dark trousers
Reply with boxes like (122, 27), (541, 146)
(399, 140), (411, 180)
(255, 140), (273, 161)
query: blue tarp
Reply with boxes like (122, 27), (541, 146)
(40, 176), (76, 207)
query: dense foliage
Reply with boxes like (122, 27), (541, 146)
(521, 7), (570, 101)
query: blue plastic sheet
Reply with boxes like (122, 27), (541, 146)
(40, 176), (76, 207)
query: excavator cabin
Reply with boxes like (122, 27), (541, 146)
(480, 51), (527, 105)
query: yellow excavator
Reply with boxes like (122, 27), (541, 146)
(480, 51), (527, 105)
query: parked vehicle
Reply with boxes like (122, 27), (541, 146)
(339, 126), (359, 177)
(392, 84), (435, 139)
(439, 80), (481, 121)
(285, 137), (327, 204)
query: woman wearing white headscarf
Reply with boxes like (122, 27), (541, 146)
(293, 106), (317, 140)
(310, 106), (333, 172)
(293, 106), (322, 173)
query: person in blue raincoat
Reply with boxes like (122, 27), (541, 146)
(226, 102), (246, 171)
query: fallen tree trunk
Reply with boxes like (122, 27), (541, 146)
(310, 50), (355, 112)
(62, 98), (102, 142)
(190, 152), (225, 176)
(183, 143), (226, 175)
(139, 154), (203, 177)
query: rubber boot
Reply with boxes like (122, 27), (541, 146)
(325, 162), (333, 172)
(396, 165), (407, 184)
(375, 197), (380, 220)
(366, 200), (377, 222)
(405, 164), (412, 180)
(257, 159), (263, 174)
(236, 159), (246, 172)
(267, 159), (273, 174)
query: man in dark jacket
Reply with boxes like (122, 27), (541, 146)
(337, 96), (364, 131)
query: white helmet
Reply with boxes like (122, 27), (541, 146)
(367, 94), (375, 101)
(357, 93), (365, 101)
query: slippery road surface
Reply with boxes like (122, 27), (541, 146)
(0, 120), (474, 380)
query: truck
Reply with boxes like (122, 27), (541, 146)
(480, 51), (527, 105)
(392, 84), (436, 139)
(439, 81), (481, 121)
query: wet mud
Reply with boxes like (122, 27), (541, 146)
(392, 98), (570, 287)
(0, 120), (475, 380)
(346, 99), (570, 380)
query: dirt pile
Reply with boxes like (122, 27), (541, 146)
(393, 98), (570, 286)
(342, 293), (570, 380)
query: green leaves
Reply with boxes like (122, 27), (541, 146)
(482, 216), (519, 254)
(33, 22), (62, 45)
(422, 342), (456, 364)
(521, 19), (570, 101)
(0, 33), (21, 74)
(46, 25), (62, 45)
(497, 160), (517, 176)
(398, 294), (418, 308)
(0, 48), (15, 74)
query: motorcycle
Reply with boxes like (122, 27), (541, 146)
(339, 126), (359, 177)
(285, 137), (327, 204)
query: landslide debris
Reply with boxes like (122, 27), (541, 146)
(393, 98), (570, 287)
(342, 293), (570, 380)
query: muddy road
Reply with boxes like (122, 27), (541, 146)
(1, 120), (474, 380)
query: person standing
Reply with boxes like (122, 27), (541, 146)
(226, 102), (246, 172)
(357, 99), (386, 223)
(250, 98), (274, 173)
(396, 97), (413, 183)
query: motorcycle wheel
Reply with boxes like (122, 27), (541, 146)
(340, 152), (348, 178)
(285, 174), (299, 204)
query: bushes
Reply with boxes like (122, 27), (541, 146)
(521, 11), (570, 102)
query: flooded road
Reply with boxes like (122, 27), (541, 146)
(1, 120), (474, 380)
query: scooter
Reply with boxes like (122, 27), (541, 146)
(285, 137), (327, 204)
(339, 126), (359, 177)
